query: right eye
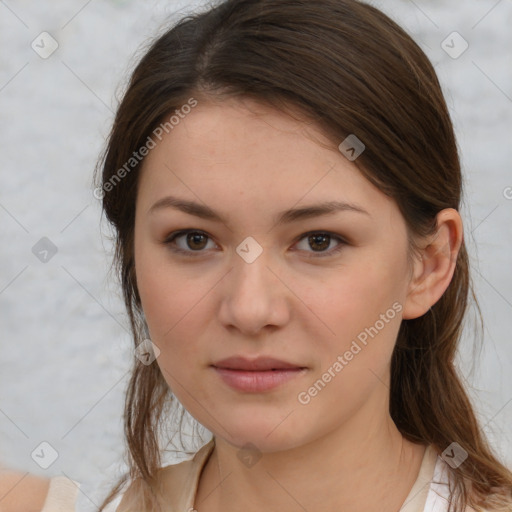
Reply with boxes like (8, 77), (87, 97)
(163, 230), (218, 257)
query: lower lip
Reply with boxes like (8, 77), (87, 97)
(212, 367), (307, 392)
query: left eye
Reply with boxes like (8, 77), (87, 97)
(293, 232), (346, 257)
(163, 230), (347, 258)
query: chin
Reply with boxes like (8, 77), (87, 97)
(213, 417), (310, 454)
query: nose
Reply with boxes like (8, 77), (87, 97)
(217, 244), (290, 337)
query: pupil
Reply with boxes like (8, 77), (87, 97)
(310, 234), (329, 251)
(188, 233), (206, 250)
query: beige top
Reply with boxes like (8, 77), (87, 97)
(40, 441), (485, 511)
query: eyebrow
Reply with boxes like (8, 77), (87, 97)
(148, 195), (370, 226)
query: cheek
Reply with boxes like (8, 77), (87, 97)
(300, 265), (404, 418)
(136, 262), (206, 397)
(320, 263), (403, 334)
(135, 236), (185, 331)
(138, 265), (198, 338)
(308, 253), (407, 375)
(134, 246), (215, 368)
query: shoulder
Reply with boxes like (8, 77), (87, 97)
(424, 453), (511, 512)
(0, 471), (51, 512)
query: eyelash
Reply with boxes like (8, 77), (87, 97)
(162, 230), (347, 259)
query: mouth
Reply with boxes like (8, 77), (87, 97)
(212, 356), (307, 371)
(211, 356), (308, 392)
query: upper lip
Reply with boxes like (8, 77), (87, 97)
(212, 356), (305, 371)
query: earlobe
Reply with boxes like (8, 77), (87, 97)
(402, 208), (463, 320)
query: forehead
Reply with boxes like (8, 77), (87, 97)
(136, 97), (395, 223)
(143, 97), (334, 172)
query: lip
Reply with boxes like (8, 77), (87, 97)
(211, 356), (308, 392)
(212, 356), (305, 371)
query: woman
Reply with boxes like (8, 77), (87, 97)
(37, 0), (512, 510)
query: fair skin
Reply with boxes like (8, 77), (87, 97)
(132, 96), (463, 511)
(0, 470), (49, 512)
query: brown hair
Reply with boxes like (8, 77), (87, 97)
(94, 0), (512, 510)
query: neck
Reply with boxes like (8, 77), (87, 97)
(194, 390), (426, 512)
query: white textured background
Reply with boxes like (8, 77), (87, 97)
(1, 0), (511, 507)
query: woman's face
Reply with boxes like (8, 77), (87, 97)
(134, 96), (416, 452)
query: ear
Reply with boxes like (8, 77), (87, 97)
(402, 208), (463, 320)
